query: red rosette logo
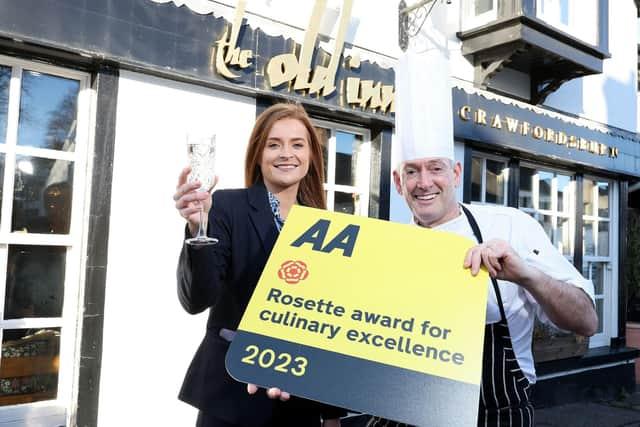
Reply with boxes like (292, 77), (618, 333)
(277, 260), (309, 284)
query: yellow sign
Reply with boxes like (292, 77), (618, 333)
(226, 206), (488, 426)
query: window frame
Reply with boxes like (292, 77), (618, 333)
(469, 151), (618, 350)
(461, 0), (498, 31)
(312, 118), (372, 217)
(0, 54), (93, 423)
(519, 161), (576, 258)
(535, 0), (599, 46)
(582, 175), (618, 347)
(470, 151), (509, 206)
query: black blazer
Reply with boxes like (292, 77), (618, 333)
(177, 182), (342, 426)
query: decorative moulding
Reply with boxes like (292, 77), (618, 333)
(147, 0), (395, 70)
(149, 0), (218, 15)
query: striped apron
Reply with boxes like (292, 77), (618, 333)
(367, 205), (534, 427)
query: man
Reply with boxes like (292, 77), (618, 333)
(366, 47), (598, 427)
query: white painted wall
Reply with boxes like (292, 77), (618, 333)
(544, 0), (638, 131)
(97, 70), (255, 427)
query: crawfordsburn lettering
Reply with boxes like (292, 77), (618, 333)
(458, 105), (619, 158)
(210, 0), (395, 114)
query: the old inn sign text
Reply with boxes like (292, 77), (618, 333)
(167, 0), (395, 116)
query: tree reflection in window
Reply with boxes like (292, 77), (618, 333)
(18, 70), (78, 152)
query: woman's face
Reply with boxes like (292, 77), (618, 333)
(260, 118), (312, 193)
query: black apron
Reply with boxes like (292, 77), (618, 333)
(367, 205), (534, 427)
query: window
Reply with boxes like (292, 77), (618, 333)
(469, 153), (618, 352)
(461, 0), (498, 31)
(314, 120), (373, 216)
(519, 165), (574, 257)
(582, 177), (616, 346)
(470, 154), (508, 205)
(536, 0), (598, 46)
(0, 56), (90, 423)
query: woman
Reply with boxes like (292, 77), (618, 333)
(174, 103), (343, 427)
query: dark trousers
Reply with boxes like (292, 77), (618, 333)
(196, 401), (323, 427)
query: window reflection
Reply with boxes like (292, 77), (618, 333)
(335, 131), (363, 187)
(519, 167), (534, 208)
(595, 299), (603, 334)
(536, 0), (597, 46)
(471, 157), (482, 202)
(583, 262), (604, 294)
(334, 192), (356, 215)
(557, 174), (571, 213)
(485, 159), (505, 204)
(538, 214), (553, 242)
(0, 328), (60, 405)
(4, 245), (66, 319)
(583, 180), (594, 216)
(18, 71), (79, 152)
(0, 65), (10, 145)
(597, 182), (609, 217)
(583, 220), (594, 256)
(597, 221), (609, 257)
(12, 156), (73, 234)
(474, 0), (493, 15)
(558, 216), (571, 256)
(538, 171), (553, 210)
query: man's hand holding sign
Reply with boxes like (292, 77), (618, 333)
(226, 206), (489, 426)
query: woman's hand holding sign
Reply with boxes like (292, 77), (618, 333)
(246, 383), (290, 401)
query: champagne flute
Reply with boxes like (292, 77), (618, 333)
(186, 133), (219, 246)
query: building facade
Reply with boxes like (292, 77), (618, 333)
(0, 0), (637, 426)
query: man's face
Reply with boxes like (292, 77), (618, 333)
(393, 157), (461, 228)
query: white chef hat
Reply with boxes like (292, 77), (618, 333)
(394, 46), (454, 170)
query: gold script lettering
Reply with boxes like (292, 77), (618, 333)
(267, 0), (354, 97)
(474, 109), (487, 125)
(458, 105), (471, 121)
(505, 117), (519, 132)
(345, 77), (394, 113)
(214, 0), (253, 79)
(491, 114), (502, 129)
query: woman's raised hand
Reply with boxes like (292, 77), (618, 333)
(174, 167), (218, 237)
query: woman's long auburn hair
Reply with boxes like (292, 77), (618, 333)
(244, 103), (326, 210)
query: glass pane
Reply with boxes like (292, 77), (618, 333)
(4, 245), (66, 319)
(538, 171), (552, 210)
(537, 0), (597, 45)
(12, 156), (73, 234)
(475, 0), (493, 15)
(0, 65), (10, 145)
(583, 179), (594, 216)
(471, 157), (482, 202)
(334, 131), (362, 187)
(519, 167), (534, 208)
(485, 159), (505, 205)
(557, 216), (571, 256)
(597, 182), (609, 218)
(0, 328), (60, 405)
(0, 154), (5, 225)
(595, 298), (603, 334)
(597, 221), (609, 257)
(538, 214), (553, 242)
(316, 127), (329, 182)
(583, 220), (594, 256)
(334, 191), (355, 215)
(582, 262), (605, 295)
(17, 70), (79, 151)
(557, 174), (571, 213)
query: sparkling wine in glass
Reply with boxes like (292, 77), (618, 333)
(186, 133), (218, 246)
